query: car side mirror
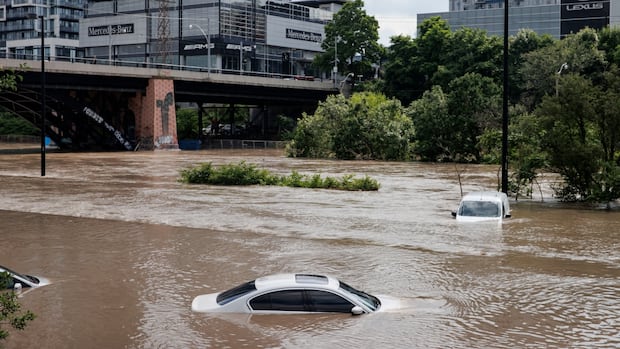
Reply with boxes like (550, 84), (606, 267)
(351, 306), (364, 315)
(13, 282), (22, 291)
(451, 211), (457, 217)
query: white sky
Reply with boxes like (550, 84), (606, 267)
(363, 0), (449, 45)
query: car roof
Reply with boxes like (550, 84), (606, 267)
(462, 191), (507, 202)
(254, 273), (340, 291)
(0, 265), (18, 275)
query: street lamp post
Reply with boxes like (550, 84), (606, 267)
(556, 62), (569, 97)
(501, 0), (508, 193)
(290, 50), (294, 76)
(189, 21), (211, 76)
(39, 15), (46, 177)
(27, 13), (46, 176)
(333, 36), (339, 85)
(108, 25), (113, 65)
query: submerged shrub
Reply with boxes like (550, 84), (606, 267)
(179, 163), (214, 184)
(179, 162), (379, 191)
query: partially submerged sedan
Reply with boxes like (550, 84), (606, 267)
(1, 265), (50, 290)
(192, 273), (400, 315)
(452, 191), (511, 222)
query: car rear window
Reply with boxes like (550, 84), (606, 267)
(216, 281), (257, 305)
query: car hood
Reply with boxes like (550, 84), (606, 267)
(192, 293), (221, 313)
(376, 294), (401, 312)
(14, 274), (51, 288)
(32, 276), (51, 287)
(456, 216), (502, 223)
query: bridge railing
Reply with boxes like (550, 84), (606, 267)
(202, 138), (287, 150)
(4, 53), (327, 83)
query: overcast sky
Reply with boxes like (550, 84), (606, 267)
(363, 0), (448, 45)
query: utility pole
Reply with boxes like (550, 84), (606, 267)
(501, 0), (509, 193)
(40, 15), (46, 176)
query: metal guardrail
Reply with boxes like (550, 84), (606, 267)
(0, 135), (38, 143)
(201, 139), (287, 150)
(3, 54), (327, 83)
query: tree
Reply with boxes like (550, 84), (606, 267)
(507, 108), (548, 199)
(440, 27), (503, 88)
(383, 17), (503, 105)
(520, 28), (606, 109)
(383, 17), (453, 104)
(0, 67), (21, 92)
(1, 272), (36, 341)
(0, 111), (39, 136)
(509, 29), (555, 104)
(415, 16), (452, 89)
(407, 86), (450, 161)
(175, 108), (199, 140)
(314, 0), (381, 82)
(383, 35), (421, 105)
(332, 92), (413, 160)
(447, 73), (502, 162)
(599, 27), (620, 66)
(0, 67), (36, 137)
(537, 74), (605, 201)
(286, 92), (414, 160)
(598, 68), (620, 164)
(407, 73), (501, 163)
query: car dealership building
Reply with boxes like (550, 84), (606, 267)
(1, 0), (345, 77)
(79, 0), (346, 77)
(418, 0), (620, 38)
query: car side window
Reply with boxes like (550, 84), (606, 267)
(250, 290), (306, 311)
(305, 290), (354, 313)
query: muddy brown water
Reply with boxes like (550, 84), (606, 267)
(0, 149), (618, 349)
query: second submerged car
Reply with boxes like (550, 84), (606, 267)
(192, 273), (400, 315)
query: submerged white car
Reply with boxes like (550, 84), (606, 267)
(1, 265), (50, 290)
(452, 191), (512, 222)
(192, 273), (400, 315)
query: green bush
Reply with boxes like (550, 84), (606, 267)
(0, 112), (39, 136)
(179, 161), (379, 191)
(286, 92), (414, 161)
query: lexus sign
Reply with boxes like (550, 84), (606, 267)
(561, 0), (610, 37)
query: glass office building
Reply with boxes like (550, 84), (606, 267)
(0, 0), (85, 60)
(419, 0), (619, 38)
(80, 0), (346, 76)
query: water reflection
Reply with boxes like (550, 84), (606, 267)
(0, 149), (618, 348)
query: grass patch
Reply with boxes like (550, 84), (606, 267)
(179, 161), (380, 191)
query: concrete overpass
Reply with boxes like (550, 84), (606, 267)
(0, 58), (337, 150)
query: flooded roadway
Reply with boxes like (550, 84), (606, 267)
(0, 149), (618, 349)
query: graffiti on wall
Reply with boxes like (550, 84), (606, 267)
(154, 92), (175, 148)
(83, 107), (133, 150)
(157, 92), (174, 135)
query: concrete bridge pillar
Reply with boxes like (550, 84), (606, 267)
(130, 77), (178, 150)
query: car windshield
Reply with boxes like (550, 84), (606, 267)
(0, 266), (39, 285)
(338, 281), (380, 311)
(459, 201), (500, 217)
(216, 281), (257, 305)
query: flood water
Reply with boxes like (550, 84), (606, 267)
(0, 149), (618, 349)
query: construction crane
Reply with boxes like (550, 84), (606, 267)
(157, 0), (172, 64)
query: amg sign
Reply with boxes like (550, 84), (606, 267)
(561, 0), (609, 37)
